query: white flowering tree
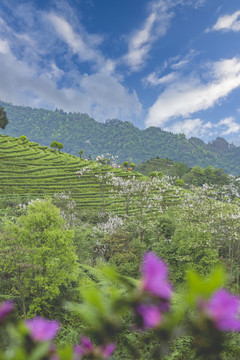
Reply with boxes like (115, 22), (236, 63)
(109, 175), (182, 241)
(53, 191), (77, 228)
(79, 156), (115, 214)
(178, 183), (240, 287)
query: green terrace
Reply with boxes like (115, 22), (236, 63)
(0, 135), (143, 213)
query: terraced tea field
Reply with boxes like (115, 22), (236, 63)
(0, 135), (140, 213)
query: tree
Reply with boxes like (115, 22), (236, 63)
(0, 107), (8, 129)
(19, 135), (28, 142)
(175, 179), (185, 187)
(50, 141), (63, 153)
(130, 163), (136, 171)
(78, 150), (83, 159)
(0, 199), (78, 318)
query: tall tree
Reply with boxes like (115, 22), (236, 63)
(0, 107), (8, 129)
(0, 199), (78, 318)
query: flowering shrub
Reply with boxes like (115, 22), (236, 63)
(1, 253), (240, 359)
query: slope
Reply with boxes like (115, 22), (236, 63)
(0, 135), (140, 214)
(1, 101), (240, 174)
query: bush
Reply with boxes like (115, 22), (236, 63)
(19, 135), (28, 142)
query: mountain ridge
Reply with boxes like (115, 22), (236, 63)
(0, 100), (240, 175)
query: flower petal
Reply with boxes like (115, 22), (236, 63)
(206, 289), (240, 332)
(26, 317), (60, 341)
(142, 252), (172, 299)
(137, 304), (163, 328)
(0, 301), (14, 322)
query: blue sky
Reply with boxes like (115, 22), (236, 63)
(1, 0), (240, 144)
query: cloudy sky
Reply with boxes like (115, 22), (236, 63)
(1, 0), (240, 144)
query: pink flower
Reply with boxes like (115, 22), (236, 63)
(204, 289), (240, 332)
(136, 252), (172, 329)
(141, 252), (172, 300)
(26, 317), (60, 342)
(0, 301), (14, 322)
(137, 304), (162, 328)
(74, 336), (94, 357)
(74, 336), (115, 359)
(100, 343), (116, 358)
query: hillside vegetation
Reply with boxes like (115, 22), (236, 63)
(0, 135), (141, 214)
(1, 135), (240, 359)
(136, 157), (230, 186)
(1, 100), (240, 174)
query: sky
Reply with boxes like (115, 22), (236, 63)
(1, 0), (240, 144)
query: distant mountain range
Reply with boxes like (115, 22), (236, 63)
(1, 100), (240, 175)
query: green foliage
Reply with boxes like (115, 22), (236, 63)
(78, 149), (83, 159)
(1, 100), (240, 173)
(155, 215), (176, 240)
(138, 158), (230, 186)
(149, 171), (164, 179)
(50, 141), (63, 152)
(0, 199), (79, 318)
(153, 224), (219, 284)
(175, 179), (185, 187)
(0, 135), (143, 214)
(19, 135), (28, 142)
(0, 106), (8, 129)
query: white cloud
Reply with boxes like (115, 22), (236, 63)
(77, 73), (142, 120)
(171, 59), (189, 69)
(0, 39), (10, 54)
(47, 13), (104, 64)
(0, 48), (142, 123)
(207, 10), (240, 32)
(123, 1), (205, 72)
(123, 1), (174, 71)
(143, 71), (177, 86)
(158, 49), (198, 73)
(0, 2), (142, 122)
(163, 116), (240, 139)
(145, 57), (240, 127)
(217, 117), (240, 135)
(165, 118), (212, 138)
(50, 63), (65, 80)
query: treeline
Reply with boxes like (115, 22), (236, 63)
(136, 157), (230, 187)
(1, 100), (240, 174)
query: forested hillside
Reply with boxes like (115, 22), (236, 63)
(1, 135), (240, 359)
(1, 100), (240, 174)
(136, 157), (230, 187)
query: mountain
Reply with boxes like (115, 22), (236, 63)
(1, 100), (240, 175)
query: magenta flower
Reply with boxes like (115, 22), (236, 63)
(74, 336), (115, 359)
(204, 289), (240, 332)
(26, 317), (60, 342)
(74, 336), (94, 357)
(137, 304), (162, 328)
(141, 252), (172, 300)
(135, 253), (172, 329)
(0, 301), (14, 322)
(100, 343), (116, 358)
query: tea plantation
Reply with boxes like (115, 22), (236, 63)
(0, 135), (141, 214)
